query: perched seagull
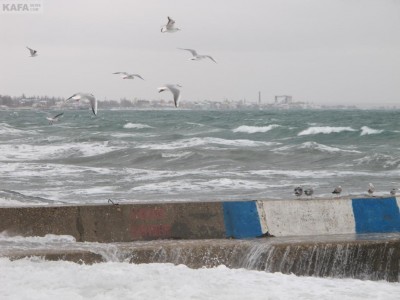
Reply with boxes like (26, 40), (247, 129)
(46, 112), (64, 125)
(304, 187), (314, 198)
(66, 93), (97, 116)
(367, 183), (375, 196)
(26, 46), (38, 57)
(390, 188), (397, 197)
(178, 48), (217, 63)
(113, 72), (144, 80)
(158, 84), (182, 108)
(332, 185), (342, 197)
(294, 186), (303, 198)
(161, 16), (180, 33)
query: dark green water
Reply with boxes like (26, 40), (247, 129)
(0, 109), (399, 204)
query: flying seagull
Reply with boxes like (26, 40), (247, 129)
(178, 48), (217, 63)
(161, 16), (180, 33)
(113, 72), (144, 80)
(46, 112), (64, 125)
(26, 46), (38, 57)
(304, 187), (314, 198)
(158, 84), (182, 108)
(332, 185), (342, 197)
(294, 186), (303, 197)
(66, 93), (97, 116)
(367, 183), (375, 196)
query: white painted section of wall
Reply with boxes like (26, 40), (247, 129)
(261, 198), (356, 237)
(256, 200), (269, 234)
(396, 197), (400, 212)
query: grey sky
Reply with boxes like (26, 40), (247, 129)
(1, 0), (399, 106)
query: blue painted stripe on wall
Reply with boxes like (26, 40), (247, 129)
(352, 197), (400, 234)
(223, 201), (262, 238)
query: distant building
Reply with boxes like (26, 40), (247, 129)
(274, 95), (292, 104)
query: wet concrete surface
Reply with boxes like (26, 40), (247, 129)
(1, 233), (399, 282)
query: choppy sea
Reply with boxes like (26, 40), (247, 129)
(1, 109), (399, 205)
(1, 108), (400, 299)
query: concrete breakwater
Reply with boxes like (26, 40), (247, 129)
(0, 197), (399, 241)
(0, 197), (399, 281)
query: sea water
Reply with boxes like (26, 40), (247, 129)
(1, 109), (399, 204)
(1, 109), (399, 298)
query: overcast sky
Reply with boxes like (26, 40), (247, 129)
(1, 0), (399, 106)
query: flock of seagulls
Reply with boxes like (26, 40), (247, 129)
(26, 16), (216, 121)
(294, 184), (397, 199)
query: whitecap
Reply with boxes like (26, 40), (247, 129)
(354, 153), (400, 169)
(298, 126), (357, 136)
(0, 123), (37, 136)
(0, 142), (123, 161)
(123, 123), (153, 129)
(360, 126), (384, 136)
(232, 124), (280, 134)
(136, 137), (279, 150)
(274, 141), (361, 154)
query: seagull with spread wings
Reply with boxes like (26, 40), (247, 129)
(46, 112), (64, 125)
(178, 48), (217, 63)
(158, 84), (182, 108)
(113, 72), (144, 80)
(66, 93), (98, 116)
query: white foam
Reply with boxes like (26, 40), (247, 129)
(0, 259), (398, 300)
(0, 142), (123, 161)
(0, 123), (37, 136)
(0, 232), (76, 244)
(123, 123), (153, 129)
(360, 126), (384, 136)
(136, 137), (279, 150)
(275, 142), (361, 154)
(232, 124), (280, 134)
(298, 126), (357, 136)
(354, 153), (400, 169)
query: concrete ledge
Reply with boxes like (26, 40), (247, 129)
(0, 197), (399, 241)
(2, 235), (399, 282)
(0, 202), (226, 242)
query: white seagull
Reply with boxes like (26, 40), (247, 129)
(158, 84), (182, 108)
(332, 185), (342, 197)
(46, 112), (64, 125)
(161, 16), (180, 33)
(26, 46), (38, 57)
(178, 48), (217, 63)
(66, 93), (98, 116)
(390, 188), (397, 197)
(113, 72), (144, 80)
(367, 183), (375, 196)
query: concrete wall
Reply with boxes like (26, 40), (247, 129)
(0, 202), (226, 242)
(0, 197), (399, 241)
(259, 197), (400, 237)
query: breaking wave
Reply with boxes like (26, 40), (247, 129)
(123, 123), (153, 129)
(354, 153), (400, 169)
(360, 126), (384, 136)
(232, 125), (280, 134)
(298, 126), (357, 136)
(275, 141), (361, 154)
